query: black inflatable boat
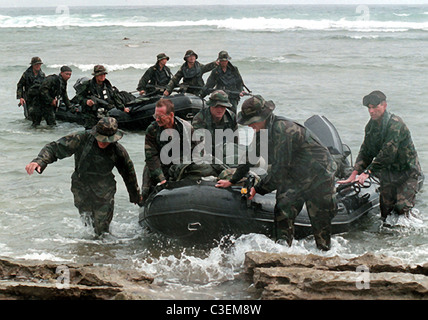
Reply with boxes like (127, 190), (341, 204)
(139, 115), (423, 242)
(55, 92), (204, 131)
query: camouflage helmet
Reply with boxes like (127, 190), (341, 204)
(91, 117), (123, 143)
(362, 90), (386, 107)
(184, 50), (198, 61)
(217, 50), (231, 61)
(207, 90), (232, 108)
(92, 65), (108, 76)
(30, 57), (43, 65)
(157, 53), (169, 61)
(237, 95), (276, 125)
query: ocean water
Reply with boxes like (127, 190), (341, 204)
(0, 4), (427, 299)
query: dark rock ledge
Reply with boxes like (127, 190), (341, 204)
(244, 252), (428, 300)
(0, 257), (154, 300)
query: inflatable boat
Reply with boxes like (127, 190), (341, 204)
(139, 115), (424, 242)
(55, 92), (204, 131)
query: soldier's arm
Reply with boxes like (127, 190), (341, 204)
(29, 132), (85, 173)
(145, 125), (166, 182)
(39, 77), (55, 106)
(201, 61), (218, 74)
(136, 67), (154, 92)
(201, 70), (217, 98)
(365, 120), (406, 175)
(165, 68), (183, 94)
(114, 143), (141, 203)
(16, 73), (26, 99)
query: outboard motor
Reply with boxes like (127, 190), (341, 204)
(304, 115), (353, 178)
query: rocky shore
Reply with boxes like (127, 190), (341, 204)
(244, 251), (428, 300)
(2, 252), (427, 300)
(0, 257), (154, 300)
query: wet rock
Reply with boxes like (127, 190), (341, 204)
(244, 252), (428, 300)
(0, 257), (154, 300)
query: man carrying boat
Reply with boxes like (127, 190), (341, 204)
(25, 117), (141, 236)
(338, 91), (422, 222)
(16, 56), (46, 123)
(192, 90), (238, 163)
(137, 53), (172, 96)
(216, 95), (337, 251)
(36, 65), (72, 126)
(75, 65), (130, 129)
(141, 98), (194, 201)
(163, 50), (218, 97)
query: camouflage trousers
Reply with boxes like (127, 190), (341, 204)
(379, 170), (419, 218)
(71, 180), (115, 236)
(275, 176), (337, 251)
(30, 104), (56, 126)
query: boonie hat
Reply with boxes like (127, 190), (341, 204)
(217, 51), (231, 61)
(237, 95), (276, 125)
(157, 53), (169, 61)
(363, 90), (386, 107)
(184, 50), (198, 60)
(30, 57), (43, 65)
(92, 117), (123, 143)
(92, 65), (108, 76)
(207, 90), (232, 108)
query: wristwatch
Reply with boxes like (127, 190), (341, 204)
(363, 169), (371, 175)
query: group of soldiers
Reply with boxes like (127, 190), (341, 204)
(17, 49), (246, 128)
(22, 52), (422, 251)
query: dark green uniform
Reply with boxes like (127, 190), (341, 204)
(230, 114), (337, 250)
(142, 117), (193, 198)
(165, 61), (217, 96)
(38, 74), (71, 126)
(202, 63), (244, 113)
(354, 110), (421, 218)
(16, 66), (46, 121)
(75, 77), (125, 129)
(31, 130), (140, 235)
(192, 107), (237, 162)
(137, 63), (172, 95)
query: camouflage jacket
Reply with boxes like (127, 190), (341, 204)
(231, 115), (337, 195)
(354, 111), (421, 177)
(145, 117), (194, 182)
(16, 66), (46, 100)
(192, 107), (238, 156)
(136, 63), (172, 93)
(165, 61), (217, 95)
(39, 74), (71, 108)
(75, 77), (125, 113)
(202, 63), (244, 100)
(32, 131), (140, 203)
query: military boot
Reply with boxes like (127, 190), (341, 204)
(276, 218), (294, 247)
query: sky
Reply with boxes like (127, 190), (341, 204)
(1, 0), (428, 8)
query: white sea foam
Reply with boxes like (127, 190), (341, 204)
(47, 62), (181, 72)
(1, 14), (427, 32)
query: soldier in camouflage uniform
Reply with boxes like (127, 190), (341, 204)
(16, 57), (46, 123)
(216, 95), (337, 251)
(192, 90), (238, 163)
(141, 98), (194, 201)
(163, 50), (218, 96)
(202, 51), (245, 114)
(25, 117), (141, 236)
(338, 91), (422, 221)
(37, 66), (72, 126)
(137, 53), (172, 96)
(75, 65), (130, 129)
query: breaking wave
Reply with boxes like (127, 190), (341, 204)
(1, 14), (428, 32)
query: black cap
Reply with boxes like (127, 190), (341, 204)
(363, 90), (386, 107)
